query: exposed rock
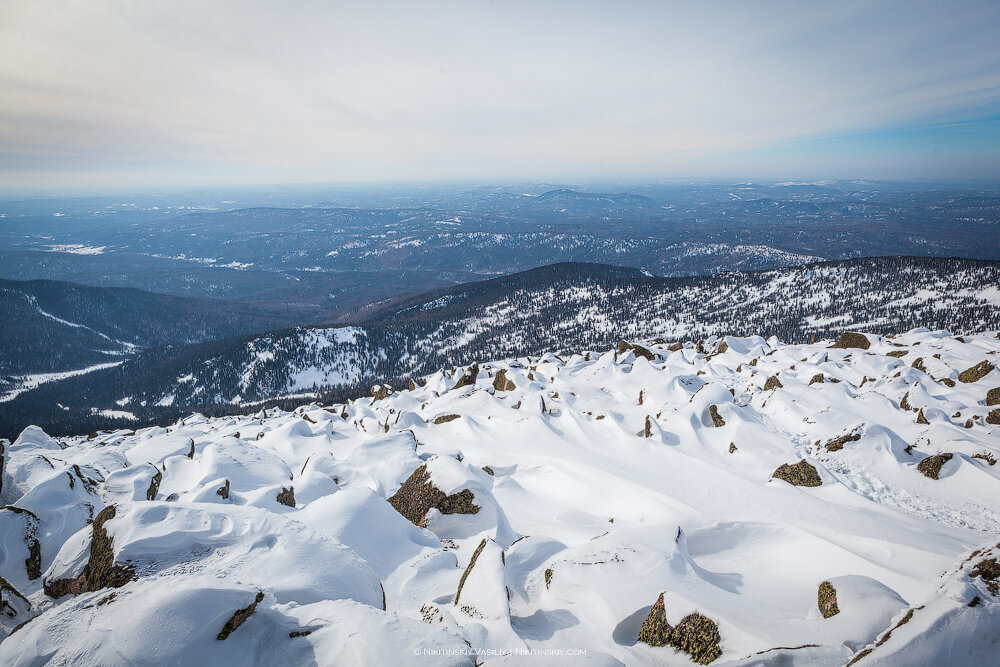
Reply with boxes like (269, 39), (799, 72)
(911, 357), (927, 373)
(987, 409), (1000, 425)
(637, 592), (673, 647)
(847, 648), (873, 665)
(958, 360), (995, 383)
(709, 405), (726, 427)
(619, 340), (655, 361)
(969, 558), (1000, 595)
(940, 378), (956, 388)
(371, 384), (394, 401)
(824, 429), (862, 452)
(809, 373), (824, 385)
(146, 469), (162, 501)
(452, 364), (480, 391)
(216, 479), (230, 500)
(886, 350), (908, 358)
(667, 342), (684, 352)
(916, 409), (929, 425)
(644, 416), (653, 438)
(387, 464), (480, 527)
(986, 387), (1000, 406)
(276, 486), (295, 507)
(217, 591), (264, 640)
(917, 453), (953, 480)
(772, 461), (822, 487)
(729, 443), (737, 454)
(482, 466), (494, 476)
(671, 612), (723, 665)
(830, 332), (870, 350)
(186, 439), (195, 459)
(44, 505), (135, 598)
(972, 452), (996, 466)
(764, 375), (783, 391)
(433, 414), (461, 425)
(454, 538), (487, 604)
(544, 568), (553, 589)
(492, 369), (516, 392)
(408, 378), (417, 391)
(818, 581), (840, 618)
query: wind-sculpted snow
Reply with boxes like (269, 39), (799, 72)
(0, 330), (998, 664)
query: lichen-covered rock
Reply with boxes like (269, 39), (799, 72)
(387, 464), (480, 527)
(644, 416), (653, 438)
(772, 461), (822, 487)
(917, 453), (953, 480)
(146, 469), (162, 501)
(452, 363), (480, 390)
(276, 486), (295, 507)
(916, 409), (929, 425)
(764, 375), (783, 390)
(985, 408), (1000, 425)
(969, 558), (1000, 596)
(217, 591), (264, 640)
(830, 332), (871, 350)
(637, 592), (673, 647)
(544, 568), (553, 589)
(709, 405), (726, 427)
(911, 357), (928, 373)
(371, 384), (394, 401)
(454, 538), (487, 604)
(986, 387), (1000, 406)
(818, 581), (840, 618)
(618, 340), (655, 361)
(671, 612), (723, 664)
(809, 373), (824, 385)
(824, 429), (862, 452)
(44, 505), (135, 598)
(492, 369), (516, 392)
(958, 360), (995, 383)
(433, 414), (461, 425)
(886, 350), (909, 358)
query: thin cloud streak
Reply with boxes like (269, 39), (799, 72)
(1, 0), (999, 190)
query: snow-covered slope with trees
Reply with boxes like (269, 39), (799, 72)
(1, 329), (998, 664)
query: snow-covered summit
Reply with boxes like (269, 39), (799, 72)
(1, 329), (998, 665)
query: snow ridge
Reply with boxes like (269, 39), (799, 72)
(0, 329), (998, 665)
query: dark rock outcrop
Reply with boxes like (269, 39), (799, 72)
(387, 464), (480, 527)
(217, 591), (265, 640)
(830, 332), (870, 350)
(818, 581), (839, 618)
(44, 505), (135, 598)
(917, 453), (953, 480)
(772, 461), (822, 487)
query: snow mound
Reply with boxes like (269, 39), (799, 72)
(0, 329), (998, 664)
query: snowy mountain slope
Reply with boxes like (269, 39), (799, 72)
(1, 330), (998, 664)
(0, 278), (308, 400)
(26, 256), (997, 416)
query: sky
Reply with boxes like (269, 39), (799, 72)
(2, 0), (1000, 192)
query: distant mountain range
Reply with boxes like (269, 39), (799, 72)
(2, 255), (997, 438)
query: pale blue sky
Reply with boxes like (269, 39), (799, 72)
(2, 0), (999, 191)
